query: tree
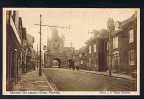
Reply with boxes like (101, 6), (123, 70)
(99, 29), (108, 39)
(92, 29), (99, 38)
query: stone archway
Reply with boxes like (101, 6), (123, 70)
(52, 58), (61, 68)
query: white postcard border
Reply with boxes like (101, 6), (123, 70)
(2, 8), (140, 95)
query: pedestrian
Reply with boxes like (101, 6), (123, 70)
(58, 59), (61, 68)
(69, 59), (72, 69)
(75, 61), (79, 71)
(72, 60), (75, 71)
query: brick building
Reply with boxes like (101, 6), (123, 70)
(108, 12), (137, 77)
(6, 11), (23, 90)
(6, 10), (35, 90)
(85, 29), (108, 71)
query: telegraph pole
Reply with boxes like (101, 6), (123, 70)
(107, 18), (114, 77)
(37, 44), (38, 70)
(70, 42), (73, 59)
(34, 16), (70, 75)
(39, 14), (42, 76)
(108, 30), (112, 77)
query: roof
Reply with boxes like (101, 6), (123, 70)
(79, 46), (86, 51)
(112, 12), (137, 36)
(120, 13), (137, 29)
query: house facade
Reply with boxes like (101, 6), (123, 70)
(6, 10), (23, 90)
(6, 10), (36, 90)
(85, 29), (108, 71)
(109, 13), (137, 77)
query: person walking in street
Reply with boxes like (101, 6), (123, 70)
(75, 61), (79, 71)
(69, 59), (74, 70)
(72, 60), (75, 71)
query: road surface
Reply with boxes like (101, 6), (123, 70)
(43, 68), (137, 91)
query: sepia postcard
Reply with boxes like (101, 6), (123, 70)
(2, 8), (140, 95)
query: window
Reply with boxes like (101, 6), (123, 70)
(112, 51), (120, 65)
(89, 45), (91, 54)
(112, 51), (120, 70)
(107, 42), (109, 51)
(115, 21), (120, 30)
(79, 53), (82, 58)
(129, 29), (134, 43)
(113, 36), (118, 49)
(129, 49), (135, 65)
(93, 44), (96, 53)
(80, 60), (83, 64)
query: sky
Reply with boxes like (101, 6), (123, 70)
(17, 8), (137, 51)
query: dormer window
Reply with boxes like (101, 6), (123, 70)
(115, 21), (120, 30)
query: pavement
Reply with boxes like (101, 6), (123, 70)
(79, 69), (136, 81)
(13, 70), (56, 91)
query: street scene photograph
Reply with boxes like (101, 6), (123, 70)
(3, 8), (140, 95)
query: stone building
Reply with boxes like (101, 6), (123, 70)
(45, 28), (66, 67)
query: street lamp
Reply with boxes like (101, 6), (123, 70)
(34, 15), (70, 75)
